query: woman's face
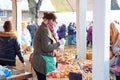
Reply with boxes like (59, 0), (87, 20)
(48, 20), (56, 28)
(22, 23), (26, 29)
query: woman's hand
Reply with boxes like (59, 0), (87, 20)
(110, 50), (114, 59)
(58, 38), (66, 45)
(22, 62), (26, 67)
(118, 52), (120, 55)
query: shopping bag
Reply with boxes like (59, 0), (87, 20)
(42, 55), (56, 74)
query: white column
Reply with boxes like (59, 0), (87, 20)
(76, 0), (87, 59)
(16, 0), (23, 44)
(92, 0), (111, 80)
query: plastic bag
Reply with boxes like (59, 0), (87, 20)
(58, 38), (66, 53)
(0, 65), (12, 78)
(0, 71), (6, 79)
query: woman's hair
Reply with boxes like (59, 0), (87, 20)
(69, 22), (72, 26)
(42, 12), (49, 19)
(42, 12), (57, 22)
(3, 21), (12, 32)
(110, 21), (120, 47)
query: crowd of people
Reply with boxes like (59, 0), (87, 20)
(21, 20), (77, 53)
(1, 12), (120, 80)
(0, 12), (77, 79)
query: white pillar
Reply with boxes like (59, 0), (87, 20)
(76, 0), (87, 59)
(16, 0), (23, 44)
(92, 0), (111, 80)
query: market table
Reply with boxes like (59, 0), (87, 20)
(7, 72), (33, 80)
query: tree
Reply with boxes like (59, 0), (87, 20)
(28, 0), (42, 25)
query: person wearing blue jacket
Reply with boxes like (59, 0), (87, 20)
(57, 24), (66, 40)
(67, 22), (76, 47)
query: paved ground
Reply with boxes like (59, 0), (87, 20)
(16, 53), (37, 80)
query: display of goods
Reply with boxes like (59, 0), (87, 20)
(86, 72), (92, 80)
(79, 59), (92, 73)
(47, 71), (69, 78)
(47, 64), (82, 79)
(56, 53), (75, 64)
(46, 78), (69, 80)
(86, 53), (92, 60)
(48, 45), (93, 80)
(82, 64), (92, 73)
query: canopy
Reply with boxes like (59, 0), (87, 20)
(51, 0), (74, 12)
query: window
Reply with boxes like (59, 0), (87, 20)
(0, 11), (7, 18)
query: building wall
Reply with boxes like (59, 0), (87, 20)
(0, 10), (43, 26)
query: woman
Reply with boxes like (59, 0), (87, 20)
(21, 22), (31, 51)
(31, 12), (62, 80)
(110, 21), (120, 80)
(0, 21), (25, 66)
(68, 22), (74, 47)
(57, 24), (66, 52)
(86, 21), (93, 47)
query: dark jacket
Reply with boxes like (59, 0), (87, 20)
(31, 22), (60, 75)
(57, 24), (66, 39)
(68, 25), (75, 35)
(27, 24), (37, 39)
(0, 31), (24, 66)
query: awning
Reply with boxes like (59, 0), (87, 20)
(50, 0), (93, 12)
(51, 0), (76, 12)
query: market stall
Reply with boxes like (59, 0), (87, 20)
(46, 46), (92, 80)
(7, 72), (32, 80)
(0, 66), (33, 80)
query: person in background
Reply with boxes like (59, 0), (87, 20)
(110, 21), (120, 80)
(27, 20), (37, 46)
(72, 22), (76, 44)
(57, 24), (66, 52)
(0, 21), (25, 66)
(57, 24), (66, 40)
(67, 22), (76, 47)
(86, 21), (93, 47)
(31, 12), (62, 80)
(21, 22), (31, 52)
